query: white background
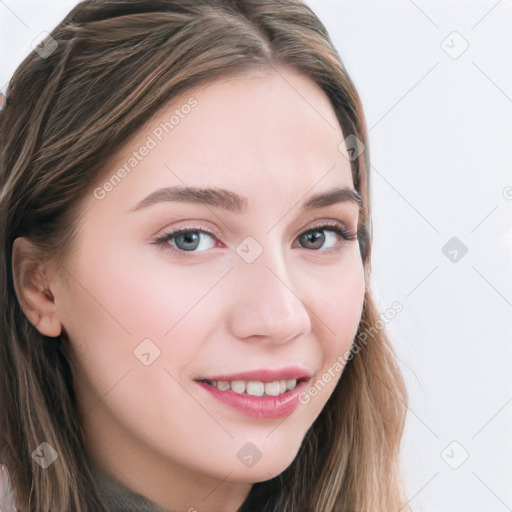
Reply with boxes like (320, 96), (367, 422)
(1, 1), (511, 511)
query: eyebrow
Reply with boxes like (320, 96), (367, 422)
(127, 185), (362, 214)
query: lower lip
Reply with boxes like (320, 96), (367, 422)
(196, 380), (308, 419)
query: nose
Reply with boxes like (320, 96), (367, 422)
(226, 244), (312, 344)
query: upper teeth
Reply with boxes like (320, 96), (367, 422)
(205, 379), (297, 396)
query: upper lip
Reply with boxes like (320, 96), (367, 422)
(197, 366), (313, 382)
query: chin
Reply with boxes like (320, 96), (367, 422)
(226, 444), (302, 484)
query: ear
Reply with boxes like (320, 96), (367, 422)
(11, 237), (62, 338)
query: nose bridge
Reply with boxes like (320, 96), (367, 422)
(227, 231), (312, 343)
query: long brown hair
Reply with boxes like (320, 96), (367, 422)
(0, 1), (411, 510)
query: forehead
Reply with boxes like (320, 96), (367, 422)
(166, 67), (347, 168)
(89, 67), (355, 217)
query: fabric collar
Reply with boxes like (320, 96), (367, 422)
(90, 463), (171, 512)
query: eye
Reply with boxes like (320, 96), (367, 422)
(296, 221), (356, 251)
(150, 219), (357, 258)
(151, 227), (218, 256)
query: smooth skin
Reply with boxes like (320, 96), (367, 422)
(13, 66), (365, 512)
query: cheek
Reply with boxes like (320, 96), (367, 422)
(308, 249), (365, 351)
(60, 237), (232, 368)
(298, 250), (365, 409)
(57, 242), (231, 438)
(327, 264), (365, 345)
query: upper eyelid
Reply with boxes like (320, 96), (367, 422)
(300, 214), (356, 231)
(157, 216), (355, 238)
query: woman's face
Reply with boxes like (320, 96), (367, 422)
(50, 67), (365, 507)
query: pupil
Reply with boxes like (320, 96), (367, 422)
(302, 231), (324, 249)
(177, 232), (199, 251)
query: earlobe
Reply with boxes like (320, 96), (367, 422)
(11, 237), (62, 338)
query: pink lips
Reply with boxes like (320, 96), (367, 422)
(195, 366), (312, 419)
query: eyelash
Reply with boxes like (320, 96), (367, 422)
(150, 218), (357, 258)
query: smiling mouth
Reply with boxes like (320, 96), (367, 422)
(199, 377), (308, 397)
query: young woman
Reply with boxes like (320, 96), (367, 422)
(0, 1), (411, 510)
